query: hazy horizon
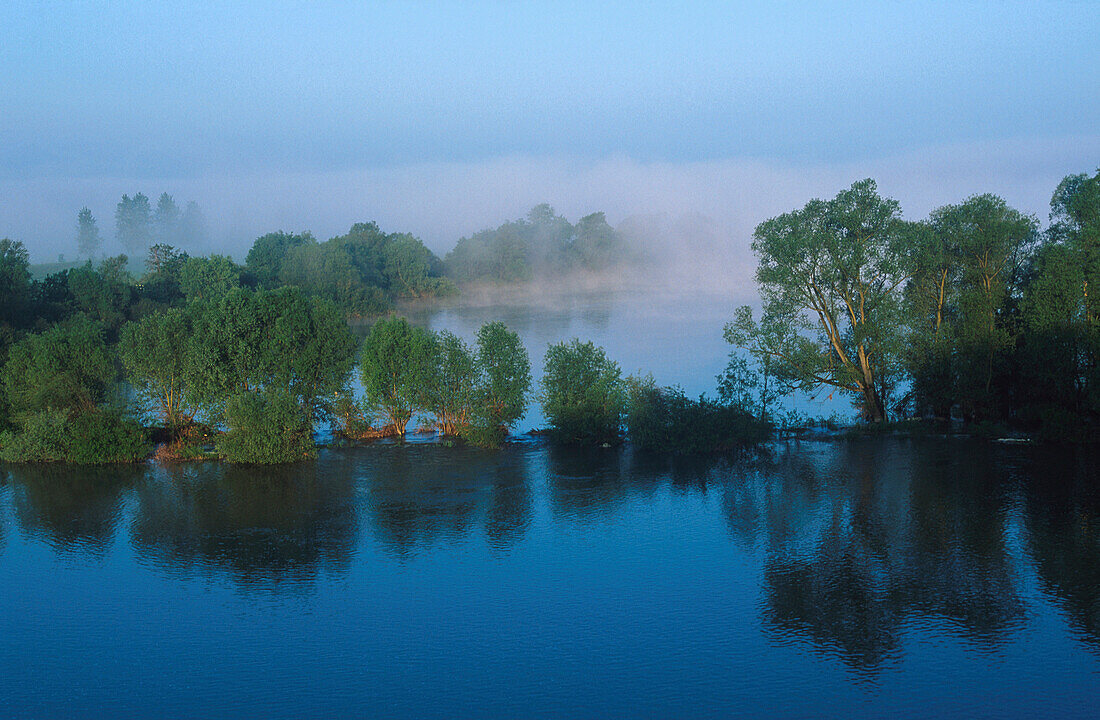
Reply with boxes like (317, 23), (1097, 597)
(3, 1), (1098, 264)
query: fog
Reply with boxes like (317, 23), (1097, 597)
(3, 135), (1096, 284)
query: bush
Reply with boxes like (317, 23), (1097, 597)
(217, 389), (316, 464)
(540, 339), (625, 445)
(67, 409), (149, 463)
(0, 409), (72, 462)
(625, 378), (771, 454)
(0, 408), (148, 463)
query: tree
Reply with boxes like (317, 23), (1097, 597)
(67, 256), (134, 337)
(726, 179), (911, 422)
(115, 193), (153, 255)
(279, 240), (389, 316)
(119, 308), (199, 429)
(572, 211), (621, 271)
(1016, 170), (1100, 437)
(474, 321), (531, 435)
(540, 339), (625, 444)
(358, 316), (436, 436)
(179, 201), (208, 248)
(185, 287), (357, 423)
(179, 255), (241, 301)
(418, 330), (479, 436)
(246, 231), (316, 286)
(1, 316), (114, 416)
(76, 207), (102, 258)
(929, 195), (1036, 420)
(154, 193), (180, 245)
(1, 238), (32, 334)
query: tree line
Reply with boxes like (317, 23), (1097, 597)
(76, 192), (208, 260)
(727, 169), (1100, 441)
(0, 227), (772, 463)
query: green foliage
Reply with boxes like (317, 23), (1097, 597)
(119, 307), (198, 428)
(625, 377), (770, 454)
(187, 287), (358, 422)
(0, 407), (148, 464)
(358, 316), (436, 436)
(179, 255), (242, 301)
(279, 239), (390, 316)
(0, 410), (72, 462)
(540, 339), (625, 445)
(66, 409), (149, 463)
(444, 204), (627, 284)
(217, 389), (316, 464)
(1, 238), (33, 333)
(67, 256), (134, 335)
(728, 179), (912, 422)
(1, 316), (114, 416)
(475, 321), (531, 432)
(246, 231), (316, 286)
(417, 330), (479, 436)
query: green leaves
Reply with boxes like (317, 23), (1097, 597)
(740, 179), (911, 421)
(358, 316), (437, 435)
(540, 339), (625, 445)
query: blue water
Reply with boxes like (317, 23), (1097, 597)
(2, 437), (1098, 718)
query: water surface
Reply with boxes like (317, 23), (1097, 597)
(2, 437), (1098, 718)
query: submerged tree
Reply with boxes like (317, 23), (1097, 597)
(540, 339), (625, 444)
(473, 321), (531, 441)
(358, 316), (436, 436)
(726, 179), (911, 422)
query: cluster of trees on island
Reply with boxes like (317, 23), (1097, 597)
(0, 257), (772, 463)
(728, 169), (1100, 442)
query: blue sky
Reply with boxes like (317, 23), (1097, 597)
(1, 1), (1098, 258)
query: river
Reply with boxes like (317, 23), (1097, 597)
(1, 289), (1098, 718)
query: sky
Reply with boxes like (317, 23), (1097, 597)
(1, 0), (1098, 261)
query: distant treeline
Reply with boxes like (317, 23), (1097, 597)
(728, 169), (1100, 442)
(53, 198), (634, 313)
(444, 204), (630, 283)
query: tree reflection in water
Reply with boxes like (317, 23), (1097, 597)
(727, 440), (1030, 675)
(130, 459), (358, 589)
(9, 464), (143, 555)
(1022, 446), (1100, 652)
(2, 436), (1097, 673)
(358, 444), (533, 557)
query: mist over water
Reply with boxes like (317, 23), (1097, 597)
(6, 135), (1097, 266)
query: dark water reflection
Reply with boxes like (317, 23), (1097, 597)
(2, 438), (1099, 718)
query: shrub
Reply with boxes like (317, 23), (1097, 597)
(625, 379), (771, 454)
(66, 409), (149, 463)
(540, 339), (625, 445)
(0, 409), (72, 462)
(0, 407), (148, 463)
(217, 389), (316, 464)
